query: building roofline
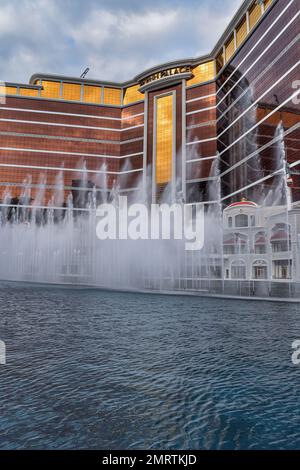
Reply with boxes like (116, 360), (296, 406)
(5, 82), (42, 89)
(29, 0), (278, 89)
(133, 55), (212, 82)
(211, 0), (254, 56)
(29, 73), (133, 88)
(29, 54), (213, 88)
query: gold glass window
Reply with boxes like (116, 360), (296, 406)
(103, 87), (122, 106)
(62, 83), (81, 101)
(249, 3), (262, 30)
(19, 88), (39, 97)
(187, 61), (215, 87)
(236, 16), (248, 48)
(40, 81), (61, 99)
(264, 0), (272, 9)
(0, 86), (17, 95)
(83, 85), (101, 104)
(216, 51), (225, 73)
(155, 94), (173, 185)
(225, 34), (235, 62)
(123, 85), (144, 105)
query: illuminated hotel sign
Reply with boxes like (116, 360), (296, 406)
(139, 66), (192, 89)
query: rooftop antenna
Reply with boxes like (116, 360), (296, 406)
(80, 67), (90, 79)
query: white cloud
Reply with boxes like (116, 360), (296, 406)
(0, 0), (243, 84)
(120, 10), (178, 37)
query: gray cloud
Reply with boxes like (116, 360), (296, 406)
(0, 0), (242, 84)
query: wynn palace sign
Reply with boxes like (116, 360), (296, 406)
(139, 65), (193, 91)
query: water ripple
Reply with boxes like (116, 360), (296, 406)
(0, 282), (300, 449)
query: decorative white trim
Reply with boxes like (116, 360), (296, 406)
(0, 146), (143, 160)
(0, 130), (143, 146)
(186, 136), (216, 145)
(218, 10), (300, 106)
(186, 93), (216, 104)
(216, 35), (300, 122)
(186, 105), (216, 116)
(0, 117), (143, 132)
(221, 168), (283, 202)
(218, 89), (300, 157)
(217, 0), (296, 95)
(152, 90), (177, 203)
(142, 91), (148, 192)
(0, 162), (143, 175)
(218, 60), (300, 139)
(182, 79), (187, 200)
(220, 121), (300, 178)
(0, 105), (144, 122)
(186, 155), (217, 163)
(186, 89), (300, 149)
(187, 176), (215, 183)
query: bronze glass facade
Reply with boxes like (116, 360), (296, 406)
(0, 0), (299, 210)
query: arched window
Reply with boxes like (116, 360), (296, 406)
(231, 260), (246, 279)
(270, 223), (291, 253)
(235, 214), (248, 227)
(223, 233), (248, 254)
(255, 231), (267, 254)
(252, 260), (268, 279)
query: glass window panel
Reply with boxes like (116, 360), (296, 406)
(40, 81), (61, 99)
(62, 83), (81, 101)
(249, 3), (262, 30)
(19, 88), (39, 97)
(123, 85), (144, 105)
(103, 88), (122, 106)
(216, 51), (225, 73)
(225, 34), (235, 62)
(236, 16), (248, 48)
(264, 0), (272, 9)
(156, 94), (173, 185)
(0, 86), (17, 95)
(83, 85), (101, 104)
(187, 61), (215, 86)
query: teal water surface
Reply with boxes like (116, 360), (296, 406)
(0, 282), (300, 449)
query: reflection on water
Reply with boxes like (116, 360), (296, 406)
(0, 282), (300, 450)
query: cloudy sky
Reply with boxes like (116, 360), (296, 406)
(0, 0), (242, 85)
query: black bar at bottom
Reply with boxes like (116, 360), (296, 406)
(0, 450), (299, 466)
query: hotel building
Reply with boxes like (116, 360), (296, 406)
(0, 0), (299, 211)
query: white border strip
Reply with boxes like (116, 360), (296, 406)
(217, 34), (300, 123)
(217, 11), (300, 107)
(220, 168), (283, 202)
(0, 117), (143, 133)
(186, 93), (216, 104)
(218, 89), (300, 157)
(186, 155), (217, 163)
(0, 105), (144, 122)
(220, 121), (300, 178)
(0, 162), (143, 175)
(187, 89), (300, 148)
(0, 131), (143, 146)
(217, 0), (296, 95)
(0, 146), (143, 160)
(186, 105), (216, 116)
(218, 61), (300, 140)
